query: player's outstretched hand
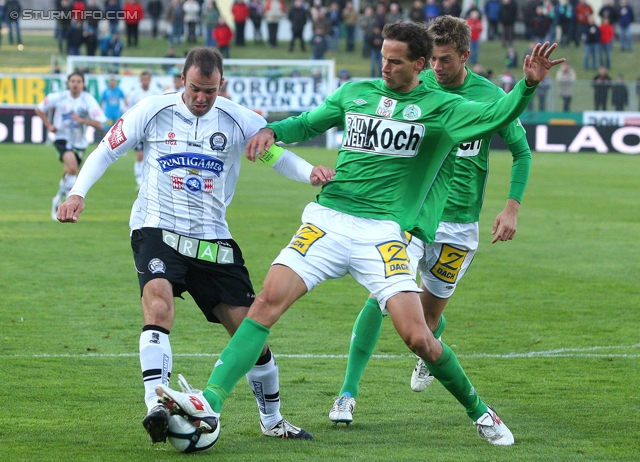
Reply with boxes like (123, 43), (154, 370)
(310, 165), (335, 186)
(246, 128), (276, 162)
(523, 42), (565, 86)
(57, 195), (85, 223)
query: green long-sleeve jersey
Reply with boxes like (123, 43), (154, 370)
(267, 77), (535, 243)
(423, 69), (532, 223)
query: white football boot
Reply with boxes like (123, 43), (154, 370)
(329, 395), (356, 424)
(410, 358), (435, 392)
(474, 405), (515, 446)
(156, 374), (219, 434)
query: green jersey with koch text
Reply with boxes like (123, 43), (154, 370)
(267, 78), (535, 243)
(423, 69), (531, 223)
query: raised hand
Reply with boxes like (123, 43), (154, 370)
(523, 42), (565, 86)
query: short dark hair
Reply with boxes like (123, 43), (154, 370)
(67, 72), (85, 83)
(427, 15), (471, 56)
(382, 21), (433, 68)
(183, 47), (224, 79)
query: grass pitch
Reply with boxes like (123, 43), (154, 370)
(0, 143), (639, 461)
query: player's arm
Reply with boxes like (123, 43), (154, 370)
(72, 113), (104, 130)
(445, 43), (564, 143)
(35, 94), (60, 133)
(245, 86), (346, 160)
(491, 135), (531, 243)
(259, 144), (335, 186)
(34, 108), (56, 133)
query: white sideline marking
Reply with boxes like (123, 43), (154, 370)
(2, 344), (639, 359)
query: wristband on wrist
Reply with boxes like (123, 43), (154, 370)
(259, 144), (284, 166)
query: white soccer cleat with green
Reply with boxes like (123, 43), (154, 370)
(155, 374), (219, 434)
(474, 406), (514, 446)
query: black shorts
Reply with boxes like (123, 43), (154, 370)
(54, 139), (84, 165)
(131, 228), (256, 323)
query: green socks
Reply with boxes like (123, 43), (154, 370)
(432, 314), (446, 339)
(426, 342), (488, 421)
(203, 318), (270, 413)
(339, 297), (383, 398)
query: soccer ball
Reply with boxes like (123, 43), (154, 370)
(167, 415), (220, 453)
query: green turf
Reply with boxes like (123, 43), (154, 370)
(0, 143), (639, 461)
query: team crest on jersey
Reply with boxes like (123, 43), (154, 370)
(402, 104), (421, 121)
(430, 244), (468, 283)
(148, 258), (166, 274)
(376, 241), (411, 278)
(209, 132), (227, 151)
(287, 224), (326, 256)
(342, 113), (424, 157)
(108, 118), (127, 149)
(172, 174), (213, 195)
(375, 97), (397, 118)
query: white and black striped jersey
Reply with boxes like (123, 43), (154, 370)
(36, 90), (106, 149)
(70, 92), (314, 240)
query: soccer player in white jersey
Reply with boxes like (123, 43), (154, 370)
(57, 47), (335, 445)
(126, 71), (161, 190)
(35, 72), (106, 220)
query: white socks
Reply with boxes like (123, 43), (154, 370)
(139, 328), (172, 411)
(246, 350), (283, 429)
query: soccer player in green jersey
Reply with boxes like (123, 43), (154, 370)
(329, 15), (532, 442)
(154, 21), (564, 447)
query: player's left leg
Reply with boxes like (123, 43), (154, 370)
(386, 292), (513, 446)
(214, 302), (313, 439)
(52, 149), (80, 219)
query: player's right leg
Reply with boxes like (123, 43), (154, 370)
(132, 228), (189, 444)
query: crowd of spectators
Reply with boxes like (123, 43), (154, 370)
(2, 0), (637, 111)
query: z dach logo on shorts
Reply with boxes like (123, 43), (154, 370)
(376, 241), (411, 278)
(430, 244), (468, 283)
(156, 153), (224, 176)
(287, 224), (326, 256)
(343, 113), (424, 157)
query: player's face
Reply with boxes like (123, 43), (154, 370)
(380, 39), (425, 93)
(141, 74), (151, 90)
(67, 75), (84, 96)
(182, 67), (224, 117)
(430, 43), (469, 87)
